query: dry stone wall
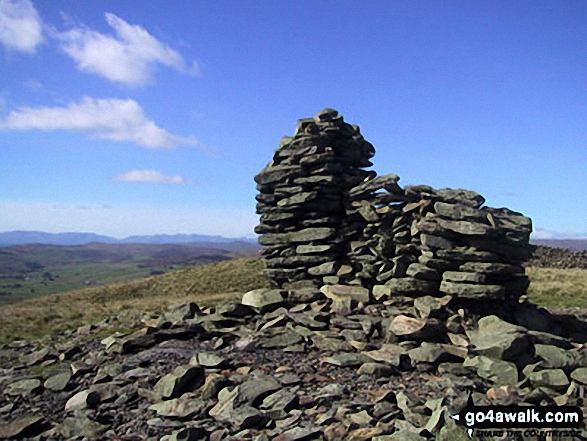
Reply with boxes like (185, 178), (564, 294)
(255, 109), (533, 303)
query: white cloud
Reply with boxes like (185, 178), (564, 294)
(0, 0), (43, 53)
(115, 170), (193, 185)
(0, 96), (199, 149)
(55, 12), (199, 85)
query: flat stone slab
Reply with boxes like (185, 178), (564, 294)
(320, 284), (370, 302)
(440, 281), (504, 298)
(242, 289), (285, 311)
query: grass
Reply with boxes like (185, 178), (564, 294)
(0, 259), (586, 347)
(0, 257), (268, 346)
(525, 267), (587, 310)
(0, 262), (154, 303)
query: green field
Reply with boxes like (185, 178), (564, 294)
(1, 262), (167, 303)
(0, 242), (258, 305)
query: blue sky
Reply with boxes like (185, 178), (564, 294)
(0, 0), (586, 239)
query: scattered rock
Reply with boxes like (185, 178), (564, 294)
(0, 415), (44, 439)
(44, 370), (72, 391)
(153, 365), (204, 400)
(64, 390), (101, 411)
(242, 289), (286, 312)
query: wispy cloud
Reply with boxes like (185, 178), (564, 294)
(0, 0), (43, 53)
(0, 96), (200, 149)
(115, 170), (193, 185)
(54, 12), (200, 85)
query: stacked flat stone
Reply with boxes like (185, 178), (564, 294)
(366, 185), (533, 302)
(343, 174), (405, 287)
(255, 109), (533, 303)
(254, 108), (375, 288)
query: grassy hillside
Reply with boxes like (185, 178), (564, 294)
(0, 259), (586, 346)
(0, 257), (268, 345)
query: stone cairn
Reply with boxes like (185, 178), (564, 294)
(255, 109), (533, 305)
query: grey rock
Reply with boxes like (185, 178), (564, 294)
(149, 393), (207, 418)
(242, 289), (285, 311)
(209, 386), (269, 430)
(260, 389), (299, 418)
(22, 347), (55, 366)
(463, 356), (519, 385)
(408, 342), (463, 365)
(6, 378), (42, 396)
(255, 164), (303, 185)
(434, 201), (486, 221)
(190, 352), (229, 369)
(442, 271), (489, 284)
(320, 284), (370, 302)
(166, 302), (201, 322)
(466, 315), (530, 361)
(64, 389), (101, 411)
(406, 263), (442, 281)
(259, 331), (304, 349)
(308, 261), (339, 276)
(528, 369), (570, 391)
(357, 362), (395, 377)
(296, 244), (333, 254)
(440, 281), (504, 298)
(387, 315), (445, 342)
(44, 370), (72, 391)
(534, 344), (577, 370)
(349, 174), (401, 198)
(435, 188), (485, 207)
(277, 191), (318, 207)
(239, 375), (282, 406)
(321, 353), (373, 367)
(0, 415), (44, 439)
(570, 367), (587, 385)
(55, 411), (107, 438)
(89, 382), (120, 402)
(312, 335), (354, 352)
(413, 295), (450, 319)
(420, 233), (455, 250)
(436, 417), (470, 441)
(363, 344), (409, 368)
(459, 261), (524, 275)
(385, 277), (437, 296)
(153, 365), (204, 400)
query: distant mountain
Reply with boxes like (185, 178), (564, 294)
(121, 234), (254, 244)
(530, 239), (587, 252)
(0, 231), (258, 247)
(0, 231), (118, 247)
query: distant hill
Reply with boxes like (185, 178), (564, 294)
(0, 231), (118, 246)
(0, 242), (261, 304)
(0, 230), (258, 248)
(531, 239), (587, 252)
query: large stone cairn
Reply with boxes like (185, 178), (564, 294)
(255, 108), (377, 288)
(255, 109), (533, 303)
